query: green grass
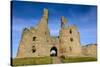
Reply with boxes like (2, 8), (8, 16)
(60, 57), (97, 63)
(12, 56), (97, 66)
(12, 56), (53, 66)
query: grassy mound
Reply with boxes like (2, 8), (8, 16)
(12, 56), (52, 66)
(60, 57), (97, 63)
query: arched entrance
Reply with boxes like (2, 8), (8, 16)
(50, 46), (57, 56)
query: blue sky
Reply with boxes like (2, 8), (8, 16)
(11, 1), (97, 58)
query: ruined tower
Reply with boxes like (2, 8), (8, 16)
(17, 8), (51, 58)
(59, 16), (82, 57)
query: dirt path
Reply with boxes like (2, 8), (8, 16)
(52, 57), (61, 64)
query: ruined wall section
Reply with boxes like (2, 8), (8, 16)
(59, 16), (82, 57)
(16, 28), (33, 58)
(16, 8), (51, 58)
(33, 8), (51, 57)
(82, 44), (97, 57)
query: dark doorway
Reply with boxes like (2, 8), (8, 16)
(50, 47), (57, 56)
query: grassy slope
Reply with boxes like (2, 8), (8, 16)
(12, 57), (97, 66)
(60, 57), (97, 63)
(12, 57), (52, 66)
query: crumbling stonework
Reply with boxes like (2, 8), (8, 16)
(82, 44), (97, 57)
(16, 8), (97, 58)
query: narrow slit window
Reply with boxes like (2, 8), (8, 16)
(45, 32), (47, 35)
(33, 37), (36, 41)
(70, 38), (73, 42)
(32, 46), (36, 53)
(70, 29), (72, 34)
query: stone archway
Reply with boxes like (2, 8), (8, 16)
(50, 46), (57, 56)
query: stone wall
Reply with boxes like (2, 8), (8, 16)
(82, 44), (97, 57)
(59, 16), (82, 57)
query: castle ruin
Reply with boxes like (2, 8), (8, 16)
(16, 8), (97, 58)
